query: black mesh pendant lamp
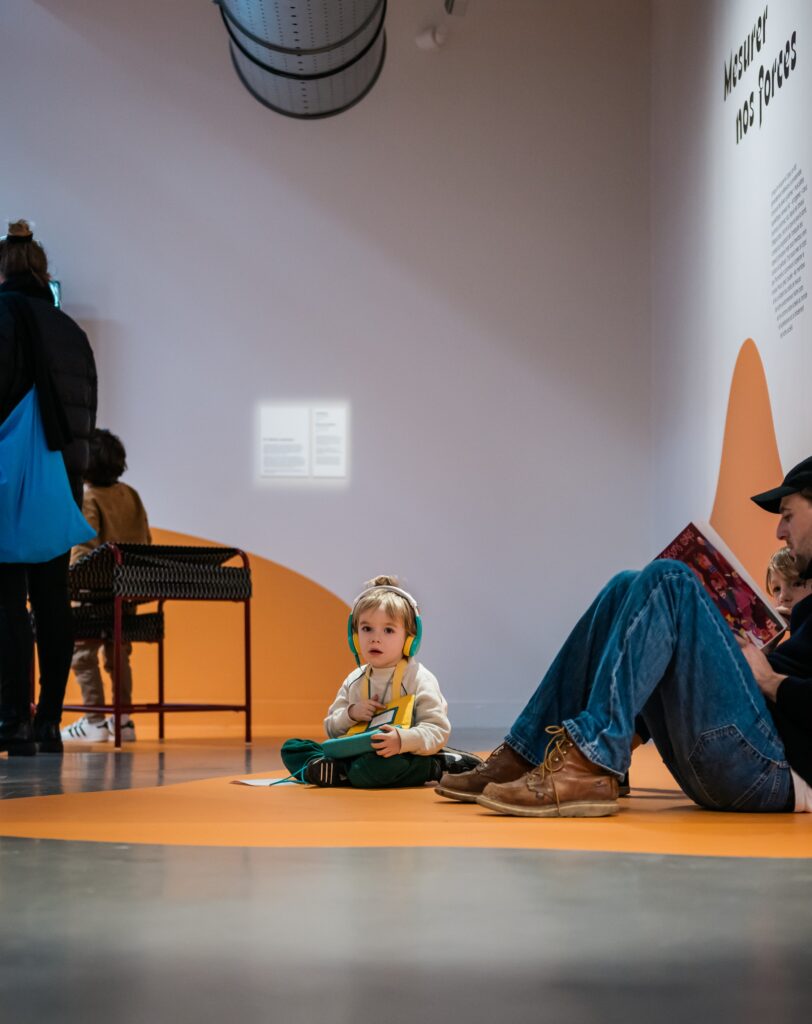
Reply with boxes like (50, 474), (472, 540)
(214, 0), (386, 119)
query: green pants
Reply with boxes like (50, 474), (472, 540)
(281, 737), (437, 788)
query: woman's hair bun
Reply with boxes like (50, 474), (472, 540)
(7, 219), (33, 238)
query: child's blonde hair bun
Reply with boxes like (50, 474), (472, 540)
(364, 574), (402, 589)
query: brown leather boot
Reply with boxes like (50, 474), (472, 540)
(435, 742), (534, 802)
(476, 726), (619, 817)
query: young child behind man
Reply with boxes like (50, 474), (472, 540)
(766, 547), (812, 619)
(281, 575), (481, 787)
(61, 429), (151, 743)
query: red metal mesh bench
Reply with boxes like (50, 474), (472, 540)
(65, 543), (252, 747)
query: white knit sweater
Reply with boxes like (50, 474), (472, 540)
(323, 660), (451, 755)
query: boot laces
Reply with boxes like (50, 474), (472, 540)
(538, 726), (572, 778)
(476, 742), (507, 773)
(524, 726), (572, 809)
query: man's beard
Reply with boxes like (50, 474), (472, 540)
(795, 550), (811, 578)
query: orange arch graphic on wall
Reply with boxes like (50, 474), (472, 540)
(709, 338), (783, 581)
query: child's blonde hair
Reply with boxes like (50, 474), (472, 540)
(766, 547), (800, 592)
(352, 575), (418, 635)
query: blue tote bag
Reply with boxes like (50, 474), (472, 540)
(0, 386), (95, 563)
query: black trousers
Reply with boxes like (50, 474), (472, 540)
(0, 551), (74, 721)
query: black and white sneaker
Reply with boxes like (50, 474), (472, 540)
(433, 748), (484, 776)
(303, 756), (350, 787)
(60, 716), (109, 743)
(104, 717), (136, 743)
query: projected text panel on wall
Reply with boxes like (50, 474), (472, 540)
(259, 403), (349, 480)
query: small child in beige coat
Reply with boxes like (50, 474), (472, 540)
(61, 429), (151, 743)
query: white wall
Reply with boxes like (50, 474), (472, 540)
(2, 0), (652, 726)
(651, 0), (811, 543)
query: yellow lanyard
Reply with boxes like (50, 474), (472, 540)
(364, 658), (407, 703)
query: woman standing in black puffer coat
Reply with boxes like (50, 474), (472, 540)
(0, 220), (97, 755)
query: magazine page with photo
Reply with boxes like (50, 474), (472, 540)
(656, 522), (786, 648)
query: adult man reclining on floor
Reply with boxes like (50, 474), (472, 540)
(437, 458), (812, 817)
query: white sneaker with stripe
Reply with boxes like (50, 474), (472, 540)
(60, 716), (109, 742)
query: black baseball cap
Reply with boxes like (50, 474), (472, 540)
(750, 456), (812, 513)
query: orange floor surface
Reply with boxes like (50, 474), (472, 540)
(2, 744), (810, 858)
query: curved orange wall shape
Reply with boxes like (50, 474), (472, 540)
(63, 528), (352, 737)
(709, 338), (783, 581)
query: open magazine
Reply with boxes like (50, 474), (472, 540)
(656, 522), (785, 649)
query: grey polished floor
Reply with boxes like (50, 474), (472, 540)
(1, 732), (811, 1024)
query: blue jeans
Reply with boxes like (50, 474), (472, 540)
(507, 560), (794, 812)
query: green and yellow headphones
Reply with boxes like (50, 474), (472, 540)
(347, 585), (423, 667)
